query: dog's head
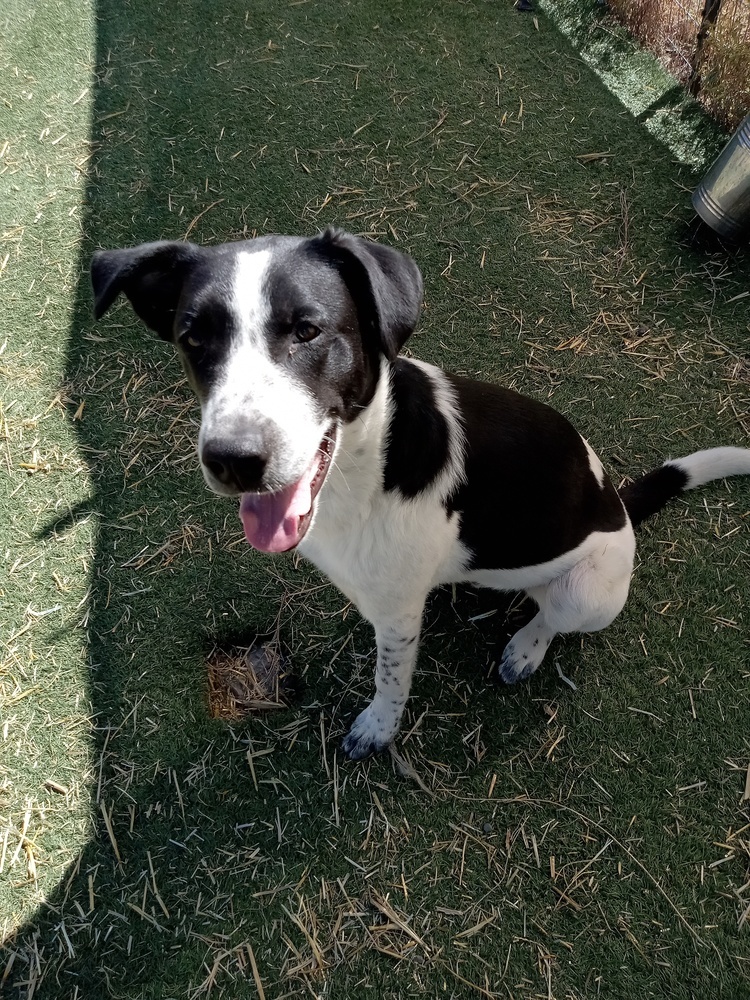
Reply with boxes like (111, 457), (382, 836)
(91, 229), (423, 552)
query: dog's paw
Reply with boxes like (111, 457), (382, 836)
(498, 644), (539, 685)
(498, 617), (554, 685)
(341, 705), (395, 760)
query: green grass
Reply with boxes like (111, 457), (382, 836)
(2, 0), (750, 997)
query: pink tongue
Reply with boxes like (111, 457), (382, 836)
(239, 458), (319, 553)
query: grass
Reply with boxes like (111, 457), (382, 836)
(2, 0), (750, 997)
(543, 0), (729, 166)
(602, 0), (750, 131)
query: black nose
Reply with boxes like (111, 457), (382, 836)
(201, 443), (268, 492)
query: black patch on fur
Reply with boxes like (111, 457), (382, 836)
(618, 463), (689, 527)
(445, 374), (627, 569)
(262, 244), (379, 423)
(173, 288), (243, 402)
(383, 360), (450, 497)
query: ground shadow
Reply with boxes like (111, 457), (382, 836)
(4, 1), (750, 998)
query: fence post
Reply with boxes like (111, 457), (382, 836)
(688, 0), (723, 97)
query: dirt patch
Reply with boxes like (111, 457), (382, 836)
(207, 637), (295, 720)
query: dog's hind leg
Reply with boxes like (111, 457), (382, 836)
(499, 526), (635, 685)
(342, 607), (424, 760)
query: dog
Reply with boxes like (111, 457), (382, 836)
(91, 229), (750, 759)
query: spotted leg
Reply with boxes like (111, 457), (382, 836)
(342, 610), (423, 760)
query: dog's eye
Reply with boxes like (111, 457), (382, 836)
(179, 333), (203, 350)
(294, 322), (321, 343)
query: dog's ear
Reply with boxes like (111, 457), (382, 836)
(91, 241), (204, 340)
(312, 229), (423, 360)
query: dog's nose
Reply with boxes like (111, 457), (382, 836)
(201, 443), (268, 492)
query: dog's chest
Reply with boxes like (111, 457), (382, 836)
(299, 418), (464, 615)
(301, 486), (464, 619)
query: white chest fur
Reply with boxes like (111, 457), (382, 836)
(299, 363), (465, 620)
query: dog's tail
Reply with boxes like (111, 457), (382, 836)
(619, 446), (750, 527)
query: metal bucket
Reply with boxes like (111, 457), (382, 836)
(692, 113), (750, 239)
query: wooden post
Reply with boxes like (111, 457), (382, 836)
(688, 0), (723, 97)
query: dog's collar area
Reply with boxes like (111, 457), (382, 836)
(238, 424), (337, 552)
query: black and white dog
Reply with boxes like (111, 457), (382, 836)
(91, 229), (750, 760)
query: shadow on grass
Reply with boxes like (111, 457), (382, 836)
(4, 0), (750, 998)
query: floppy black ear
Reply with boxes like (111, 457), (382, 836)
(90, 240), (204, 340)
(311, 229), (423, 360)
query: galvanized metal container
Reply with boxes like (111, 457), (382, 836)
(692, 113), (750, 239)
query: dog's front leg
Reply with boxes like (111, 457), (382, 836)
(341, 610), (423, 760)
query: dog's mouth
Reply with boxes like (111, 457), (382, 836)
(239, 425), (337, 553)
